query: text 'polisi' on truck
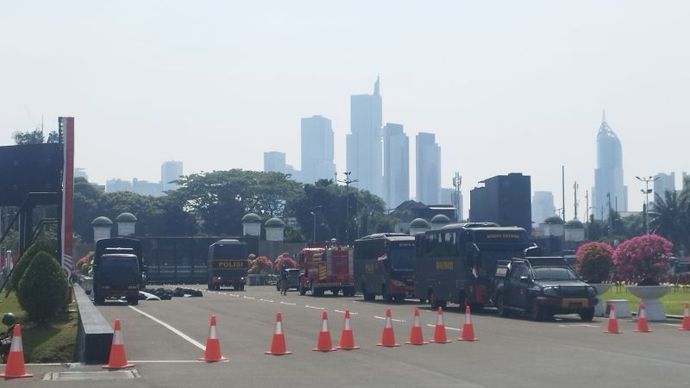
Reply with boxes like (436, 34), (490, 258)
(493, 256), (598, 321)
(354, 233), (416, 302)
(92, 238), (146, 305)
(207, 239), (248, 291)
(414, 223), (534, 311)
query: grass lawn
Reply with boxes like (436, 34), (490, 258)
(599, 285), (690, 316)
(0, 291), (78, 363)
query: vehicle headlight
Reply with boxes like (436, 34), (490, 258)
(587, 286), (597, 297)
(543, 287), (559, 297)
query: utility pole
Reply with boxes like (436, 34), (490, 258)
(561, 166), (566, 221)
(636, 175), (658, 234)
(585, 190), (589, 223)
(573, 181), (579, 220)
(452, 172), (462, 221)
(337, 172), (358, 243)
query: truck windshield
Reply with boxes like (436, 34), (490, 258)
(100, 256), (139, 284)
(532, 267), (578, 280)
(389, 246), (414, 270)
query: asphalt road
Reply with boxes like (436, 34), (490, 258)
(4, 285), (690, 388)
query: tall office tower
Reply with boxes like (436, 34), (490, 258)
(592, 112), (628, 219)
(532, 191), (556, 224)
(301, 115), (336, 184)
(383, 123), (409, 208)
(263, 151), (299, 179)
(416, 132), (441, 205)
(346, 77), (383, 198)
(654, 172), (676, 199)
(161, 160), (183, 192)
(469, 173), (532, 231)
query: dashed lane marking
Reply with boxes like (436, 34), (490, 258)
(260, 298), (275, 303)
(426, 324), (460, 331)
(375, 316), (406, 323)
(305, 305), (326, 310)
(334, 309), (359, 315)
(280, 301), (297, 306)
(558, 324), (600, 328)
(243, 296), (256, 300)
(128, 306), (205, 351)
(663, 323), (681, 327)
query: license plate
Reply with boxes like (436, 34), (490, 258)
(561, 298), (588, 309)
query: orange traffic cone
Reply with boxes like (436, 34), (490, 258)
(634, 304), (651, 333)
(265, 312), (292, 355)
(429, 307), (451, 344)
(604, 304), (621, 334)
(313, 311), (337, 352)
(0, 324), (32, 379)
(377, 308), (400, 347)
(103, 319), (134, 369)
(406, 307), (428, 345)
(458, 305), (479, 342)
(680, 303), (690, 331)
(199, 314), (228, 362)
(337, 310), (359, 350)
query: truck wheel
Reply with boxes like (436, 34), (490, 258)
(207, 283), (214, 291)
(94, 292), (105, 305)
(496, 294), (510, 317)
(429, 292), (446, 309)
(299, 284), (307, 295)
(331, 288), (340, 296)
(127, 297), (139, 306)
(382, 286), (393, 303)
(530, 299), (546, 321)
(579, 308), (595, 322)
(343, 287), (355, 297)
(239, 285), (245, 291)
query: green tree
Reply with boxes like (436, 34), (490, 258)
(12, 129), (60, 144)
(17, 251), (68, 323)
(651, 190), (689, 254)
(73, 177), (104, 242)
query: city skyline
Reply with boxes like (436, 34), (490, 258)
(2, 1), (689, 214)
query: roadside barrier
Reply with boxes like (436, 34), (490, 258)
(265, 312), (292, 355)
(0, 324), (32, 379)
(103, 319), (134, 369)
(406, 307), (428, 345)
(337, 310), (359, 350)
(680, 303), (690, 331)
(604, 304), (622, 334)
(429, 307), (451, 344)
(458, 305), (479, 342)
(313, 311), (337, 352)
(199, 314), (228, 362)
(634, 304), (651, 333)
(377, 308), (400, 347)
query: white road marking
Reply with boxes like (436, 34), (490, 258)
(243, 296), (256, 300)
(558, 324), (600, 328)
(375, 316), (406, 323)
(663, 323), (680, 327)
(128, 306), (205, 351)
(334, 309), (359, 315)
(132, 360), (203, 363)
(228, 294), (240, 297)
(305, 305), (326, 310)
(280, 301), (297, 306)
(426, 324), (460, 331)
(260, 298), (275, 303)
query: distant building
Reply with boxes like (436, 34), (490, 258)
(469, 173), (532, 231)
(593, 112), (628, 219)
(161, 160), (183, 192)
(347, 77), (383, 198)
(440, 187), (463, 221)
(532, 191), (556, 224)
(264, 151), (299, 179)
(106, 179), (132, 193)
(416, 132), (441, 204)
(74, 168), (88, 180)
(383, 123), (409, 208)
(301, 115), (336, 184)
(654, 172), (675, 200)
(132, 178), (162, 197)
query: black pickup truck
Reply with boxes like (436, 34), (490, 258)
(492, 257), (597, 321)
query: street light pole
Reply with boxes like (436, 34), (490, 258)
(636, 175), (658, 234)
(337, 172), (358, 243)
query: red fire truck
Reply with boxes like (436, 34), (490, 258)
(298, 241), (354, 297)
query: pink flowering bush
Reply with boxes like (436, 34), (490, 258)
(613, 234), (672, 285)
(575, 242), (614, 283)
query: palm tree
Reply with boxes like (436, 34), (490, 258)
(650, 191), (689, 254)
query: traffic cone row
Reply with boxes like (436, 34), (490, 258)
(377, 308), (400, 347)
(337, 310), (360, 350)
(634, 304), (651, 333)
(406, 308), (428, 345)
(604, 303), (621, 334)
(429, 307), (451, 343)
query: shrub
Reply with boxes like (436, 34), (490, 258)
(10, 239), (56, 290)
(17, 251), (68, 323)
(575, 242), (614, 283)
(613, 234), (673, 286)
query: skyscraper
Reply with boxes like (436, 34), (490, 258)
(161, 160), (183, 192)
(347, 77), (383, 198)
(469, 173), (532, 231)
(593, 112), (628, 219)
(416, 132), (441, 204)
(654, 172), (676, 200)
(383, 123), (409, 208)
(301, 115), (336, 184)
(532, 191), (556, 224)
(263, 151), (299, 179)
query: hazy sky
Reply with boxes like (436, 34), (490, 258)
(1, 1), (689, 216)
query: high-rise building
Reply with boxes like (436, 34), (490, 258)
(347, 77), (383, 198)
(469, 173), (532, 231)
(263, 151), (299, 178)
(383, 123), (409, 208)
(532, 191), (556, 224)
(301, 115), (336, 184)
(161, 160), (183, 192)
(416, 132), (441, 204)
(593, 112), (628, 219)
(654, 172), (675, 200)
(106, 179), (132, 193)
(132, 178), (162, 197)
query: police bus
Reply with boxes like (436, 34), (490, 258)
(414, 224), (534, 310)
(353, 233), (416, 302)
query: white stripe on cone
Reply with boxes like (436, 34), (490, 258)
(113, 329), (123, 345)
(209, 325), (217, 340)
(465, 310), (472, 324)
(436, 312), (444, 325)
(385, 317), (393, 329)
(321, 317), (329, 332)
(413, 315), (421, 327)
(9, 332), (23, 352)
(276, 321), (283, 335)
(344, 317), (351, 331)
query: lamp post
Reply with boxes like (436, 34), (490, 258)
(636, 175), (658, 234)
(309, 206), (322, 242)
(337, 172), (358, 243)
